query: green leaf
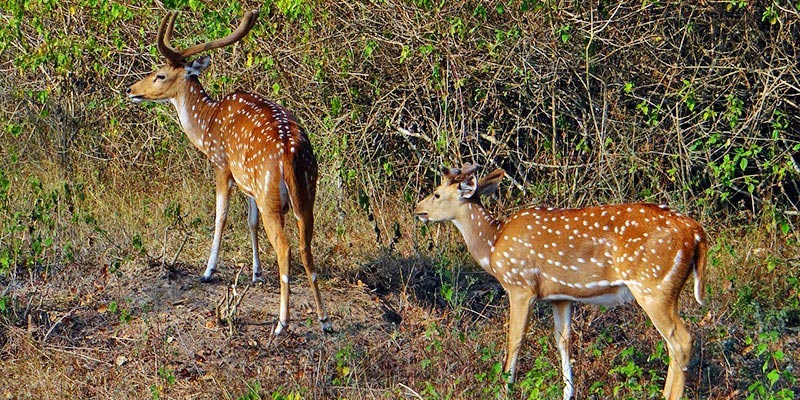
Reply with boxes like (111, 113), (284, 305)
(767, 369), (780, 386)
(623, 81), (634, 93)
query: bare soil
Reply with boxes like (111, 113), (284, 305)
(0, 257), (405, 399)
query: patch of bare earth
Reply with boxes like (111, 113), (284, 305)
(0, 258), (404, 399)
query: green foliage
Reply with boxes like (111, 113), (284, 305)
(0, 295), (10, 319)
(268, 388), (305, 400)
(609, 346), (663, 398)
(473, 360), (505, 397)
(623, 81), (634, 94)
(107, 300), (132, 323)
(158, 367), (176, 386)
(727, 0), (748, 10)
(150, 384), (160, 400)
(332, 344), (357, 385)
(635, 101), (661, 127)
(555, 25), (572, 43)
(516, 337), (562, 399)
(679, 79), (697, 112)
(163, 0), (205, 10)
(275, 0), (314, 28)
(424, 321), (443, 353)
(724, 94), (745, 129)
(762, 4), (779, 24)
(745, 331), (797, 400)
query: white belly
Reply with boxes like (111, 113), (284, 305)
(544, 285), (634, 307)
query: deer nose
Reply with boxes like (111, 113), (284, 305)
(125, 87), (131, 95)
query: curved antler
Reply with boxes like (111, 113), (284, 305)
(157, 12), (182, 64)
(185, 11), (258, 61)
(157, 11), (259, 65)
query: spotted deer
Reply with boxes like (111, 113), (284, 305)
(127, 11), (331, 334)
(414, 164), (706, 400)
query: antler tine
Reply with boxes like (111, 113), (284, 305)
(452, 162), (479, 182)
(461, 163), (479, 176)
(177, 11), (259, 60)
(440, 163), (480, 184)
(164, 12), (176, 47)
(440, 166), (461, 183)
(157, 12), (183, 65)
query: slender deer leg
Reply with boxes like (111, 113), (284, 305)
(260, 206), (290, 335)
(246, 196), (262, 282)
(201, 172), (233, 282)
(504, 288), (533, 386)
(295, 208), (332, 333)
(552, 300), (575, 400)
(637, 296), (693, 400)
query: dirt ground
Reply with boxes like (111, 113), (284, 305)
(3, 238), (797, 399)
(0, 256), (416, 399)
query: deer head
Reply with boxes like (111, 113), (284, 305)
(127, 11), (258, 103)
(415, 163), (504, 223)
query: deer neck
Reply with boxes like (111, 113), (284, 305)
(451, 202), (502, 273)
(170, 77), (217, 155)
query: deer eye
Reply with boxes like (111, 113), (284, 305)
(433, 192), (441, 199)
(154, 74), (166, 81)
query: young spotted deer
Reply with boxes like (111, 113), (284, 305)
(127, 11), (331, 334)
(415, 164), (706, 400)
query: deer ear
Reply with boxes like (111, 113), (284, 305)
(458, 175), (478, 198)
(476, 169), (505, 196)
(185, 55), (211, 76)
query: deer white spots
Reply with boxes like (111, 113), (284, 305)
(415, 164), (707, 400)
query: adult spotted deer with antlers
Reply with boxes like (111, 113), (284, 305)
(415, 164), (706, 400)
(127, 11), (331, 334)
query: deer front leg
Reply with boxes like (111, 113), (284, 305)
(201, 172), (233, 282)
(246, 196), (263, 282)
(504, 288), (533, 388)
(552, 300), (575, 400)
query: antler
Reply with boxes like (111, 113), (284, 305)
(157, 11), (259, 65)
(460, 162), (480, 177)
(157, 12), (182, 64)
(441, 163), (480, 183)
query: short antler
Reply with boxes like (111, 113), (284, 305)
(441, 162), (480, 183)
(157, 10), (259, 65)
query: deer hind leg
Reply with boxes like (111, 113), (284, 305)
(504, 288), (533, 387)
(637, 296), (693, 400)
(552, 300), (575, 400)
(246, 196), (263, 282)
(202, 173), (233, 282)
(294, 207), (332, 333)
(259, 206), (290, 335)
